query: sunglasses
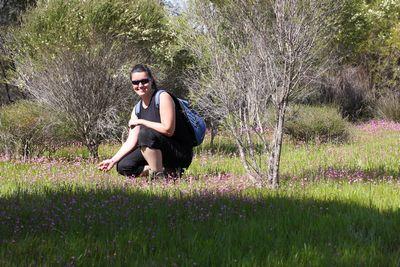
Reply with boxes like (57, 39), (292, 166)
(131, 78), (150, 86)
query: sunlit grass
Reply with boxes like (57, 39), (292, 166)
(191, 125), (399, 178)
(1, 122), (399, 266)
(36, 123), (399, 179)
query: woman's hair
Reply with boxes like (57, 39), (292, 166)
(130, 64), (158, 90)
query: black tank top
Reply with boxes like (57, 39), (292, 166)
(137, 90), (194, 148)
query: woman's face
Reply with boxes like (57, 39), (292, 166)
(131, 71), (152, 97)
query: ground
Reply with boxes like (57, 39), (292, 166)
(0, 120), (399, 266)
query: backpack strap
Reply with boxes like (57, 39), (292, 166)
(134, 101), (141, 117)
(154, 89), (166, 109)
(134, 89), (167, 117)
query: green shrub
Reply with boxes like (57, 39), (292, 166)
(0, 100), (75, 159)
(13, 0), (172, 58)
(284, 105), (350, 143)
(376, 92), (400, 122)
(0, 100), (49, 158)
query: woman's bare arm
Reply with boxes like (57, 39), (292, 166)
(129, 92), (176, 137)
(98, 116), (140, 171)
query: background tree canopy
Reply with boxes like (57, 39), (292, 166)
(0, 0), (399, 162)
(3, 0), (198, 158)
(7, 0), (195, 95)
(12, 0), (172, 62)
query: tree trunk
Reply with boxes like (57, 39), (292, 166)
(267, 102), (287, 189)
(233, 134), (262, 185)
(23, 141), (30, 162)
(4, 82), (12, 103)
(86, 140), (99, 160)
(210, 121), (218, 151)
(0, 62), (13, 103)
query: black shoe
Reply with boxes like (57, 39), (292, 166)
(148, 170), (166, 181)
(165, 167), (184, 179)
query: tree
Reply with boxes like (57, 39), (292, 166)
(14, 47), (137, 159)
(185, 0), (337, 187)
(0, 34), (13, 103)
(261, 0), (336, 188)
(0, 0), (37, 104)
(182, 0), (273, 185)
(7, 0), (182, 158)
(328, 0), (400, 120)
(0, 0), (37, 25)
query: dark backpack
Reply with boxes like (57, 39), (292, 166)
(135, 89), (206, 146)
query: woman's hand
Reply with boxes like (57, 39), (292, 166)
(129, 118), (142, 129)
(98, 158), (116, 172)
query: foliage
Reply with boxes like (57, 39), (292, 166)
(15, 47), (134, 159)
(0, 100), (79, 159)
(0, 100), (55, 158)
(12, 0), (171, 59)
(321, 0), (400, 121)
(183, 0), (339, 187)
(0, 32), (15, 104)
(284, 105), (350, 143)
(8, 0), (195, 98)
(0, 123), (399, 265)
(334, 0), (400, 59)
(0, 0), (36, 25)
(333, 0), (370, 59)
(0, 0), (36, 104)
(316, 66), (374, 121)
(376, 92), (400, 122)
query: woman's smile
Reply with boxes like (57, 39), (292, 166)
(131, 72), (151, 96)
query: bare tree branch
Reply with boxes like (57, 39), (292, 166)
(13, 45), (141, 158)
(185, 0), (337, 187)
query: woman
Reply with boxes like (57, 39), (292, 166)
(98, 64), (193, 179)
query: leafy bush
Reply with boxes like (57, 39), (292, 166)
(0, 100), (77, 159)
(13, 0), (172, 58)
(376, 92), (400, 122)
(284, 105), (350, 143)
(0, 100), (52, 158)
(10, 0), (193, 91)
(308, 66), (374, 121)
(331, 0), (400, 122)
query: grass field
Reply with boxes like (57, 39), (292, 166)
(0, 121), (399, 266)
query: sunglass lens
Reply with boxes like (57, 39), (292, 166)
(132, 79), (149, 85)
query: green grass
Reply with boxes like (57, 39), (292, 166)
(190, 126), (400, 178)
(0, 125), (399, 266)
(1, 178), (399, 266)
(41, 125), (399, 178)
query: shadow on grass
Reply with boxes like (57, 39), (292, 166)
(1, 187), (399, 266)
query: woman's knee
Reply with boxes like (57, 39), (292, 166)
(138, 127), (162, 147)
(116, 157), (144, 176)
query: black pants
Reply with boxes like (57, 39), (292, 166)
(116, 127), (193, 176)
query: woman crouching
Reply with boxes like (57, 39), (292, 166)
(98, 64), (193, 179)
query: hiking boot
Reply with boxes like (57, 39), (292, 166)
(148, 170), (166, 181)
(165, 167), (184, 179)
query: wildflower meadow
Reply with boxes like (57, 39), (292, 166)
(2, 0), (400, 265)
(0, 120), (399, 266)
